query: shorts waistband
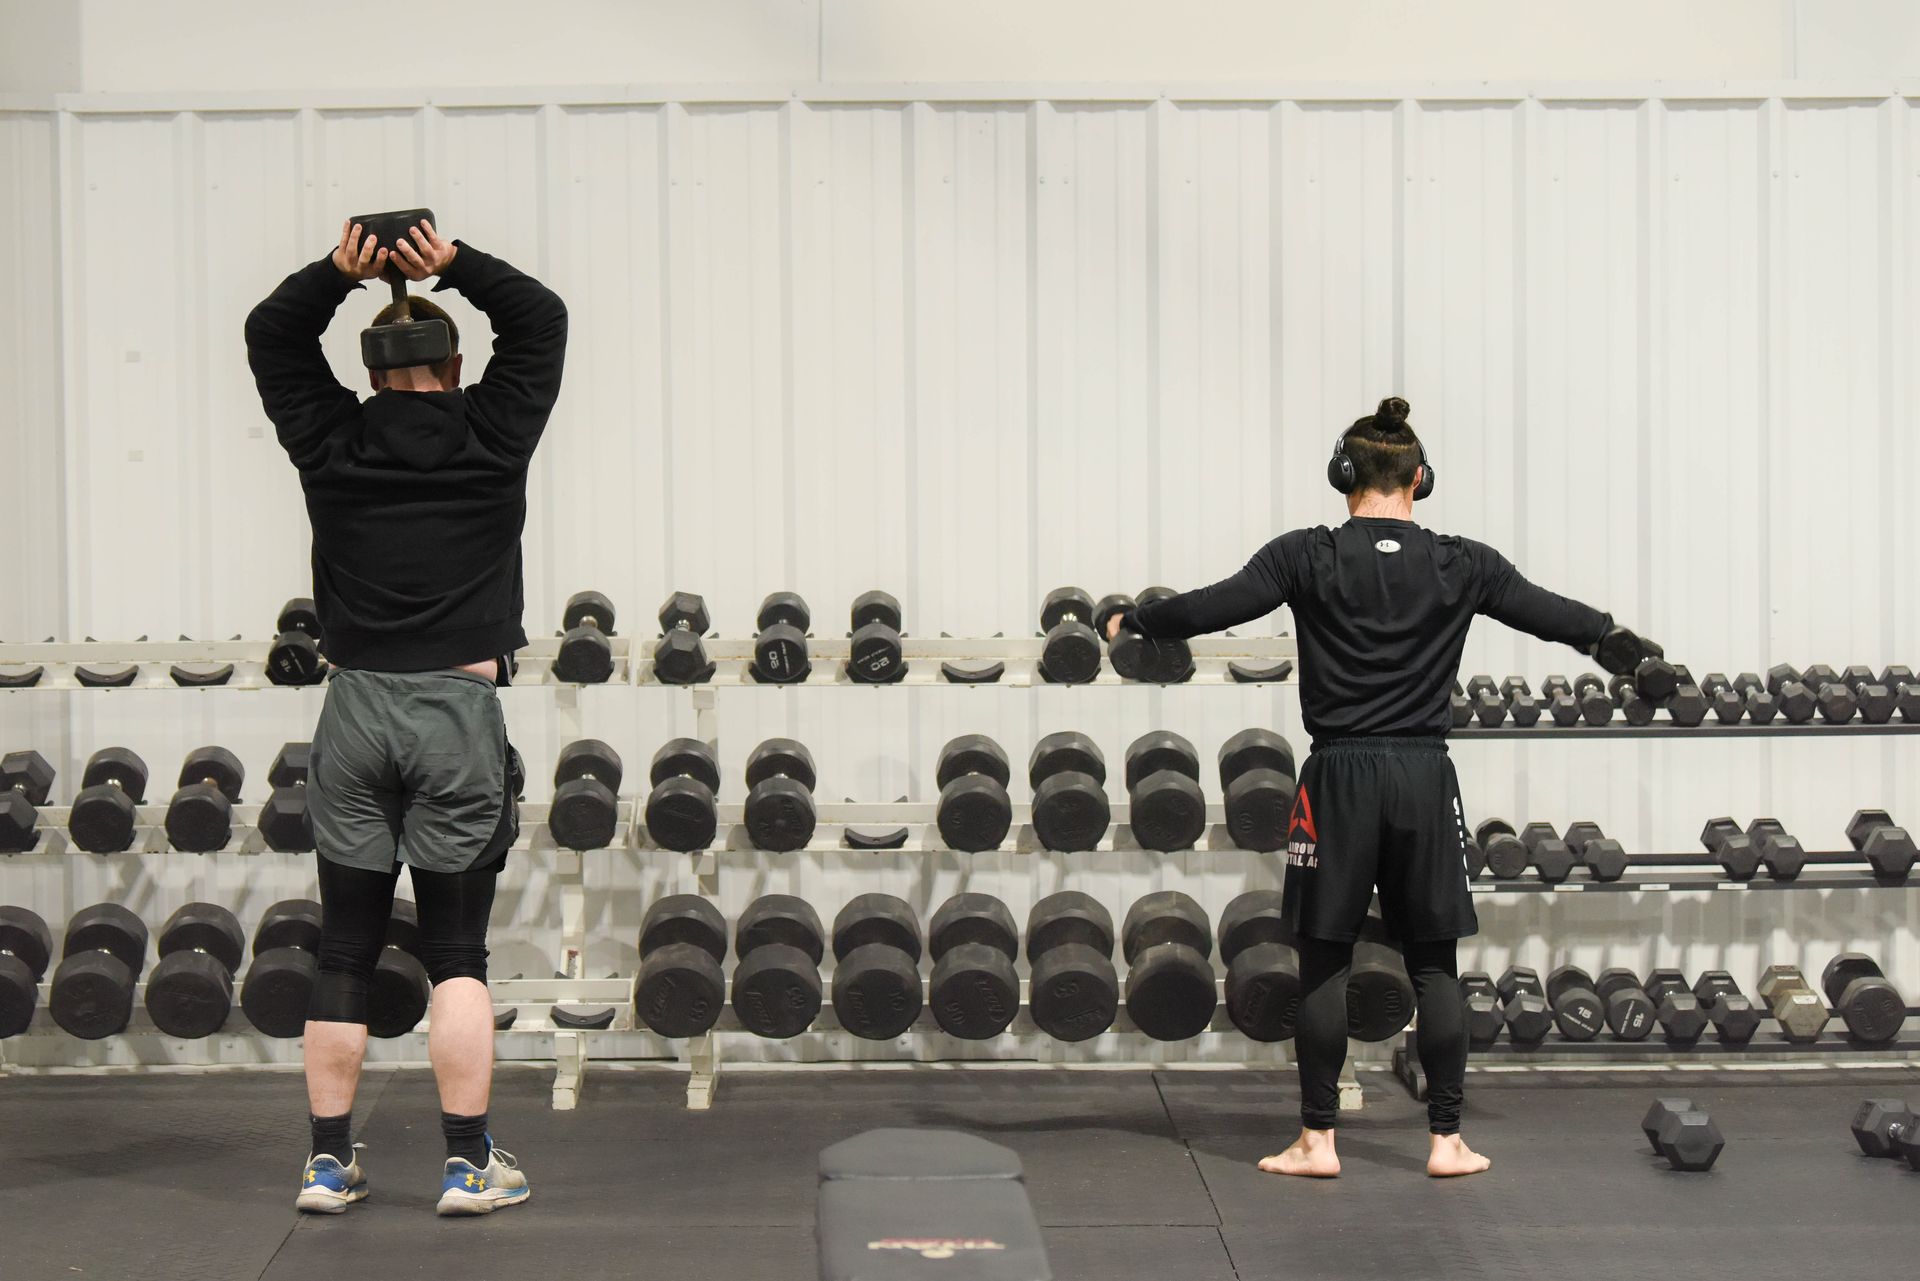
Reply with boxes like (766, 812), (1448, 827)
(1310, 735), (1448, 755)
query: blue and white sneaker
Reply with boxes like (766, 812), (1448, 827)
(295, 1152), (369, 1214)
(436, 1142), (529, 1216)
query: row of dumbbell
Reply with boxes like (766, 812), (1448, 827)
(1470, 811), (1917, 882)
(555, 728), (1297, 854)
(0, 899), (430, 1041)
(0, 889), (1402, 1047)
(263, 585), (1207, 691)
(1647, 1095), (1920, 1174)
(1462, 955), (1911, 1048)
(1449, 664), (1919, 728)
(0, 746), (311, 855)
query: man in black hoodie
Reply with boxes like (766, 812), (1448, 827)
(246, 217), (565, 1216)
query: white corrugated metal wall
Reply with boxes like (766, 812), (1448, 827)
(0, 88), (1915, 1064)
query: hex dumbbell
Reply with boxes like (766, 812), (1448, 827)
(652, 592), (715, 685)
(1643, 968), (1708, 1046)
(1692, 971), (1762, 1045)
(1494, 967), (1552, 1046)
(0, 749), (53, 853)
(1756, 964), (1830, 1043)
(258, 743), (315, 853)
(1561, 820), (1628, 881)
(1847, 809), (1917, 881)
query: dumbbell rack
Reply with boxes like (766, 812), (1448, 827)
(6, 634), (1918, 1111)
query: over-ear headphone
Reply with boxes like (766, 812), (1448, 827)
(1327, 413), (1436, 500)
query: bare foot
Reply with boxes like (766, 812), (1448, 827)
(1427, 1133), (1491, 1177)
(1258, 1127), (1340, 1178)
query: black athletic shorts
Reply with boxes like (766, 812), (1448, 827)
(1280, 736), (1478, 943)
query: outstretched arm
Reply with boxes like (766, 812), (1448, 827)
(1470, 542), (1668, 687)
(1120, 537), (1296, 641)
(244, 220), (386, 468)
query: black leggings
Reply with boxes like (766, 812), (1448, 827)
(1295, 935), (1466, 1135)
(309, 855), (501, 1025)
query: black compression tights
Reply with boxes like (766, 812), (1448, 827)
(309, 856), (500, 1025)
(1295, 935), (1466, 1135)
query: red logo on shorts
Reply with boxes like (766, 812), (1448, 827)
(1289, 785), (1318, 843)
(1287, 785), (1319, 869)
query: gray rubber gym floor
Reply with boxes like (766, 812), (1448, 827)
(3, 1063), (1917, 1280)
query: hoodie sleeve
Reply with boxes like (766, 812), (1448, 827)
(432, 242), (567, 461)
(244, 255), (362, 469)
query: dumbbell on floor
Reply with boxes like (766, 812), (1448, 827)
(240, 899), (323, 1037)
(1847, 809), (1917, 881)
(551, 739), (622, 851)
(1218, 729), (1296, 853)
(632, 896), (728, 1038)
(751, 592), (812, 684)
(1122, 892), (1216, 1041)
(50, 904), (148, 1039)
(369, 901), (431, 1038)
(847, 591), (906, 684)
(1029, 732), (1110, 852)
(831, 895), (923, 1040)
(166, 747), (245, 853)
(1026, 892), (1118, 1042)
(145, 903), (245, 1038)
(645, 739), (720, 852)
(1642, 1098), (1724, 1171)
(1850, 1100), (1920, 1170)
(1218, 891), (1300, 1042)
(1037, 588), (1102, 685)
(258, 743), (314, 853)
(928, 894), (1020, 1040)
(934, 735), (1013, 853)
(743, 739), (817, 852)
(1821, 954), (1907, 1046)
(267, 597), (326, 686)
(652, 592), (715, 685)
(554, 590), (618, 684)
(1124, 732), (1206, 853)
(0, 905), (53, 1037)
(731, 895), (823, 1038)
(67, 748), (149, 854)
(0, 750), (54, 853)
(1756, 965), (1831, 1043)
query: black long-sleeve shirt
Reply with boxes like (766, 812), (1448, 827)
(1132, 518), (1610, 742)
(245, 243), (567, 671)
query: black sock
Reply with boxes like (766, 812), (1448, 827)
(309, 1113), (353, 1164)
(442, 1111), (490, 1167)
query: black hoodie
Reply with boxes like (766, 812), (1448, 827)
(244, 243), (567, 671)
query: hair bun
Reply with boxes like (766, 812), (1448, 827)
(1376, 396), (1411, 427)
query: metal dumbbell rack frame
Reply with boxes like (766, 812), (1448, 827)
(5, 634), (1918, 1109)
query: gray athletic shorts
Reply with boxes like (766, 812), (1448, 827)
(309, 668), (523, 874)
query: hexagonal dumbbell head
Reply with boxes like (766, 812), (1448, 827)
(1746, 818), (1805, 880)
(1656, 1110), (1724, 1171)
(1801, 662), (1842, 692)
(258, 742), (314, 854)
(1562, 820), (1627, 881)
(1459, 972), (1504, 1046)
(1847, 809), (1916, 881)
(1849, 1099), (1920, 1158)
(1641, 1097), (1696, 1147)
(657, 591), (710, 638)
(1518, 822), (1574, 883)
(1665, 683), (1709, 727)
(1757, 964), (1830, 1042)
(0, 750), (54, 805)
